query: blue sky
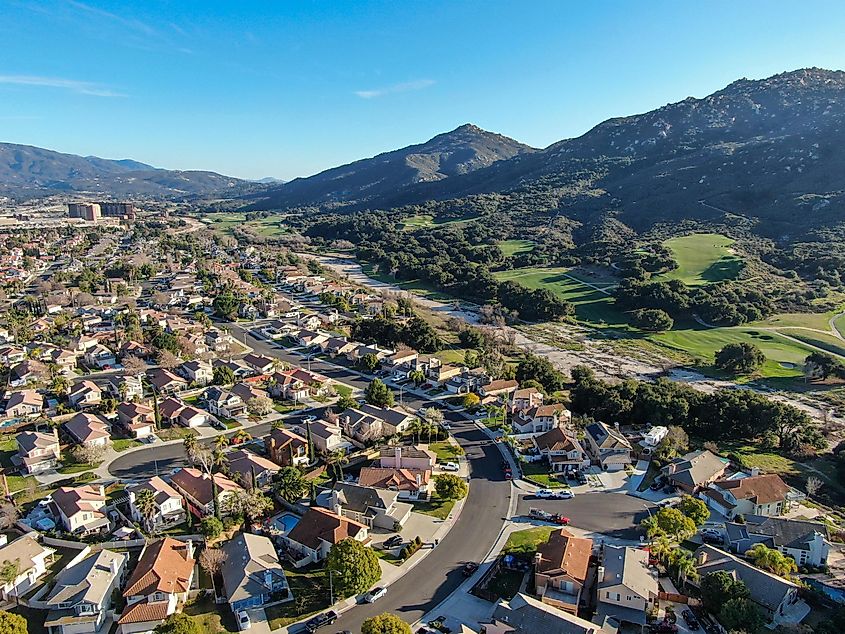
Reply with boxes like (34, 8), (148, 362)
(1, 1), (844, 180)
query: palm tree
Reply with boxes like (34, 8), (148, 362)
(326, 450), (348, 481)
(134, 489), (158, 534)
(50, 374), (70, 397)
(407, 419), (422, 444)
(674, 551), (699, 587)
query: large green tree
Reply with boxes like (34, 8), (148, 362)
(0, 610), (27, 634)
(364, 378), (394, 408)
(361, 613), (412, 634)
(714, 342), (765, 375)
(274, 466), (306, 503)
(154, 613), (201, 634)
(434, 474), (468, 501)
(326, 538), (382, 599)
(700, 571), (749, 612)
(745, 543), (798, 577)
(641, 507), (696, 540)
(516, 354), (565, 393)
(677, 495), (709, 527)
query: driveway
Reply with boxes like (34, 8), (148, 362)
(516, 491), (654, 541)
(246, 608), (271, 634)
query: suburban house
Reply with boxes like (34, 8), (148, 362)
(14, 429), (61, 473)
(0, 533), (55, 601)
(177, 406), (208, 428)
(3, 388), (43, 418)
(231, 381), (268, 405)
(725, 515), (830, 568)
(43, 549), (127, 634)
(478, 378), (519, 399)
(340, 404), (414, 442)
(693, 545), (806, 625)
(83, 344), (116, 369)
(488, 593), (614, 634)
(512, 404), (571, 435)
(378, 445), (436, 471)
(116, 402), (156, 439)
(283, 506), (369, 567)
(595, 546), (658, 628)
(662, 449), (730, 494)
(534, 529), (593, 613)
(203, 386), (247, 419)
(68, 380), (103, 408)
(147, 369), (188, 395)
(267, 371), (310, 402)
(221, 533), (290, 612)
(158, 397), (187, 426)
(10, 359), (50, 387)
(170, 468), (243, 518)
(127, 477), (186, 530)
(511, 387), (544, 413)
(51, 484), (110, 536)
(323, 482), (412, 529)
(179, 360), (213, 386)
(243, 353), (275, 375)
(106, 374), (144, 401)
(702, 473), (794, 519)
(267, 427), (309, 467)
(64, 412), (111, 448)
(226, 449), (280, 489)
(0, 345), (26, 365)
(533, 428), (590, 473)
(584, 422), (633, 471)
(291, 420), (351, 454)
(357, 466), (431, 500)
(119, 538), (195, 634)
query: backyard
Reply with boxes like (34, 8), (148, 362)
(266, 566), (331, 630)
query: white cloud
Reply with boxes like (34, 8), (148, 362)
(355, 78), (435, 99)
(0, 75), (125, 97)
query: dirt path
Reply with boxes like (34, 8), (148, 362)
(312, 254), (844, 427)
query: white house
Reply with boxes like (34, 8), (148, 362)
(128, 476), (187, 530)
(0, 533), (55, 601)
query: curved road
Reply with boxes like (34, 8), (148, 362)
(109, 324), (512, 632)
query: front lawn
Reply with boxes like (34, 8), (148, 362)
(156, 427), (199, 442)
(334, 384), (353, 398)
(428, 441), (463, 462)
(266, 567), (331, 630)
(503, 526), (557, 556)
(57, 462), (98, 475)
(484, 567), (525, 601)
(414, 493), (456, 520)
(183, 596), (237, 633)
(112, 438), (143, 452)
(520, 461), (566, 488)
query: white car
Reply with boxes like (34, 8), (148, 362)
(535, 489), (555, 499)
(364, 586), (387, 603)
(236, 610), (251, 631)
(554, 489), (575, 499)
(442, 462), (460, 472)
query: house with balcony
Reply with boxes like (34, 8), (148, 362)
(221, 533), (290, 612)
(14, 429), (60, 474)
(3, 389), (43, 418)
(127, 477), (186, 530)
(534, 529), (593, 613)
(290, 420), (351, 454)
(595, 546), (658, 629)
(147, 369), (188, 395)
(323, 482), (412, 529)
(702, 473), (794, 519)
(512, 403), (571, 435)
(339, 404), (415, 443)
(179, 360), (213, 386)
(282, 506), (369, 567)
(226, 449), (280, 490)
(203, 386), (247, 419)
(0, 533), (55, 602)
(724, 515), (830, 568)
(511, 386), (544, 413)
(116, 402), (156, 439)
(106, 374), (144, 401)
(118, 538), (195, 634)
(68, 380), (103, 409)
(170, 468), (243, 518)
(43, 549), (127, 634)
(83, 344), (116, 370)
(64, 412), (111, 448)
(585, 422), (633, 472)
(533, 428), (589, 473)
(51, 485), (110, 536)
(267, 427), (309, 467)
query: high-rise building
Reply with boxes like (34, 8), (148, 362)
(67, 201), (136, 220)
(67, 203), (101, 221)
(98, 202), (136, 219)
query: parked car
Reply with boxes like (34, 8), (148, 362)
(682, 609), (700, 630)
(364, 586), (387, 603)
(535, 489), (555, 499)
(553, 489), (575, 499)
(552, 514), (570, 525)
(442, 462), (460, 472)
(237, 611), (251, 631)
(529, 508), (553, 521)
(383, 535), (403, 549)
(305, 611), (338, 632)
(577, 472), (588, 484)
(650, 623), (678, 634)
(462, 561), (479, 577)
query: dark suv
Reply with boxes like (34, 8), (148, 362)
(305, 611), (338, 632)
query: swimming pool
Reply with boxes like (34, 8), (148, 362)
(271, 512), (300, 534)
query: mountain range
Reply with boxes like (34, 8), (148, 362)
(252, 67), (845, 241)
(0, 143), (249, 199)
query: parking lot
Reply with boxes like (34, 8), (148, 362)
(516, 491), (655, 540)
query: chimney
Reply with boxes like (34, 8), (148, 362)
(597, 565), (605, 582)
(331, 491), (342, 515)
(185, 540), (194, 560)
(109, 555), (120, 577)
(0, 535), (7, 548)
(395, 446), (402, 469)
(415, 472), (422, 487)
(750, 466), (761, 477)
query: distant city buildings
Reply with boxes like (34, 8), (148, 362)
(67, 201), (136, 221)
